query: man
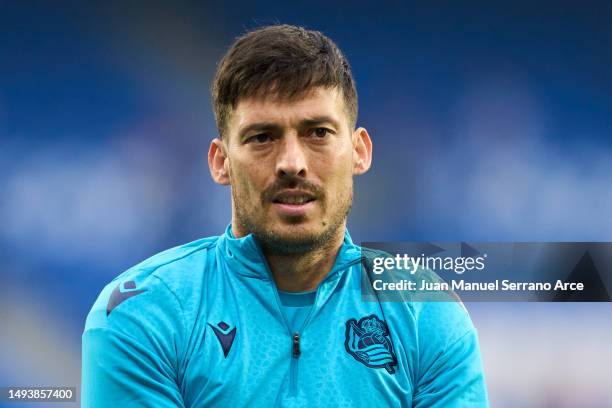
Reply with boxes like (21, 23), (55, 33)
(82, 25), (488, 407)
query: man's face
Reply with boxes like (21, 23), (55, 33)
(210, 86), (371, 253)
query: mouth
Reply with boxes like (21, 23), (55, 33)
(271, 190), (317, 217)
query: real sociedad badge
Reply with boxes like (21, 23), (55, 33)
(344, 314), (398, 374)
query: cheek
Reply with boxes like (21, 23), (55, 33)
(315, 143), (353, 173)
(229, 159), (267, 198)
(321, 162), (354, 198)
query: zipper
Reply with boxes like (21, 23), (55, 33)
(272, 288), (316, 398)
(256, 244), (362, 398)
(290, 332), (300, 395)
(281, 261), (361, 397)
(286, 308), (313, 397)
(292, 333), (301, 358)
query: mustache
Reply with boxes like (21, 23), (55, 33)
(262, 176), (324, 202)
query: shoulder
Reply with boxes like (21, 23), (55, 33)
(84, 235), (220, 334)
(359, 245), (474, 343)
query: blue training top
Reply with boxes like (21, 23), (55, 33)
(82, 225), (489, 407)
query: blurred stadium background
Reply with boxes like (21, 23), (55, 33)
(1, 1), (612, 406)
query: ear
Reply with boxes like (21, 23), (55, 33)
(208, 138), (230, 185)
(352, 127), (373, 175)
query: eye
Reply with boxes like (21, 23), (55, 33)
(311, 128), (330, 138)
(247, 133), (272, 144)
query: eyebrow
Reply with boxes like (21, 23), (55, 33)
(300, 115), (340, 129)
(238, 115), (341, 139)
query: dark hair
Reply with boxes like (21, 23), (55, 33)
(212, 24), (357, 138)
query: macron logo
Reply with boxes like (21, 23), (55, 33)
(106, 280), (146, 316)
(208, 321), (237, 358)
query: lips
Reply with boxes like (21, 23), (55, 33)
(272, 190), (316, 205)
(271, 190), (317, 217)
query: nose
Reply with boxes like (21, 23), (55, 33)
(275, 134), (307, 178)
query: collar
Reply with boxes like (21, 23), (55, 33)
(217, 224), (361, 282)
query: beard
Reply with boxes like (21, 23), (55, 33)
(232, 174), (353, 255)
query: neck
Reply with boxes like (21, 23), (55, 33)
(263, 231), (345, 292)
(230, 214), (348, 291)
(264, 239), (342, 292)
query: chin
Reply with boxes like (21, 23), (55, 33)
(278, 220), (328, 236)
(257, 223), (329, 254)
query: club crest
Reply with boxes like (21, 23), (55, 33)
(344, 314), (398, 374)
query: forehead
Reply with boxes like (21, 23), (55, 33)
(228, 87), (347, 135)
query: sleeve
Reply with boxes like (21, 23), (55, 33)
(82, 328), (185, 408)
(81, 274), (186, 408)
(412, 302), (489, 407)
